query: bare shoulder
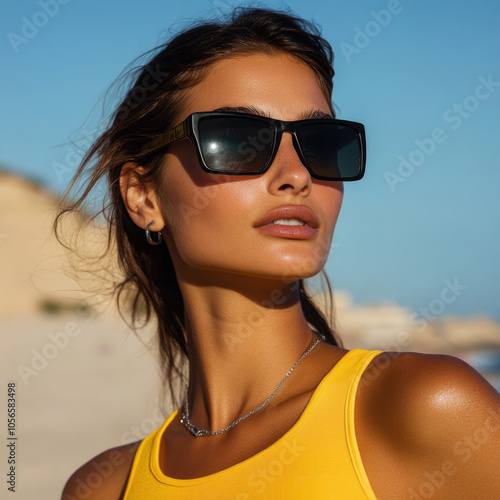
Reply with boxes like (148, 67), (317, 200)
(61, 441), (141, 500)
(360, 350), (500, 424)
(356, 350), (500, 499)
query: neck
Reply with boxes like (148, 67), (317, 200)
(178, 275), (318, 432)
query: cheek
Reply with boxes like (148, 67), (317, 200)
(332, 189), (343, 228)
(160, 163), (258, 265)
(320, 181), (344, 231)
(312, 184), (343, 266)
(160, 141), (258, 220)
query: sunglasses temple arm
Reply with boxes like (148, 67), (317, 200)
(137, 122), (187, 157)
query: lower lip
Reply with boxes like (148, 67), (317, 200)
(255, 224), (318, 239)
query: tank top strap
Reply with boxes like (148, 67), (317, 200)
(344, 349), (384, 496)
(122, 411), (177, 499)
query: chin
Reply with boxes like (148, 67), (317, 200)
(250, 262), (327, 283)
(270, 250), (329, 279)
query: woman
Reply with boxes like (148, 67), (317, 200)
(59, 7), (500, 499)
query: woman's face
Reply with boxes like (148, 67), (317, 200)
(158, 52), (344, 283)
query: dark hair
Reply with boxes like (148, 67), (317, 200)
(54, 7), (342, 406)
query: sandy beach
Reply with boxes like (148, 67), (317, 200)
(2, 311), (167, 500)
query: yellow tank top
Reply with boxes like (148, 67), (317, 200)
(123, 348), (382, 499)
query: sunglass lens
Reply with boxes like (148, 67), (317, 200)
(198, 116), (275, 173)
(299, 123), (361, 180)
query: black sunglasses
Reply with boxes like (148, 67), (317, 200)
(137, 111), (366, 181)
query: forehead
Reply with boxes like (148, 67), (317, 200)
(180, 52), (332, 121)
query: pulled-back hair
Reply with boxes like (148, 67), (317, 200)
(54, 7), (342, 406)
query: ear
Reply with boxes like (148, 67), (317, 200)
(119, 162), (165, 233)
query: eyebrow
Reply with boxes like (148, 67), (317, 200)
(299, 109), (334, 120)
(212, 106), (334, 120)
(213, 105), (268, 116)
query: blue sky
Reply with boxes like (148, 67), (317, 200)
(2, 0), (499, 319)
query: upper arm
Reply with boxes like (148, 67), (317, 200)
(356, 351), (500, 499)
(61, 441), (140, 500)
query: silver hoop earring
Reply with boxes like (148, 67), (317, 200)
(145, 221), (162, 246)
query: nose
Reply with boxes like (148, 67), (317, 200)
(266, 131), (312, 196)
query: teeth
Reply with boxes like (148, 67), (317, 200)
(271, 218), (306, 226)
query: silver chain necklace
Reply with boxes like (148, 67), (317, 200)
(180, 331), (324, 437)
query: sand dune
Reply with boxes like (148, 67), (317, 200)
(1, 170), (167, 499)
(0, 170), (107, 315)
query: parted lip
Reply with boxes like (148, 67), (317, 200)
(253, 205), (320, 229)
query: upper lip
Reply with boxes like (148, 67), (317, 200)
(253, 205), (320, 228)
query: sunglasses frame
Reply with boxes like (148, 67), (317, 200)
(137, 111), (366, 181)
